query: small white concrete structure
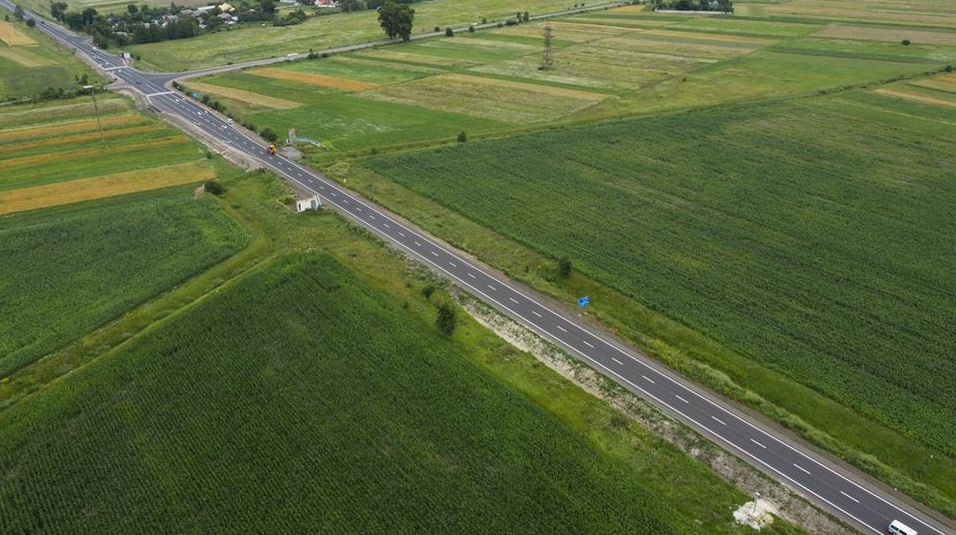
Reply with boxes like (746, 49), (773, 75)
(296, 196), (321, 212)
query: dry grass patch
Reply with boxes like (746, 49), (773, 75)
(249, 67), (380, 92)
(0, 99), (132, 129)
(0, 21), (36, 45)
(815, 24), (956, 45)
(0, 47), (55, 67)
(644, 29), (778, 45)
(184, 81), (300, 109)
(550, 20), (640, 35)
(332, 56), (445, 74)
(0, 125), (165, 155)
(0, 136), (187, 170)
(0, 160), (214, 215)
(354, 48), (474, 67)
(361, 72), (606, 123)
(874, 88), (956, 108)
(766, 0), (956, 27)
(0, 114), (143, 143)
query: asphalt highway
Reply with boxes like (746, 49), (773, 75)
(4, 3), (953, 534)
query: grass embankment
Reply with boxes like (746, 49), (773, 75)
(0, 185), (249, 378)
(0, 172), (806, 534)
(331, 91), (956, 516)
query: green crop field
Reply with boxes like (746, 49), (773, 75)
(0, 188), (249, 378)
(186, 6), (952, 158)
(0, 12), (98, 100)
(0, 229), (805, 533)
(361, 91), (956, 466)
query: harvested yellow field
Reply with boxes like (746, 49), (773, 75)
(249, 67), (379, 92)
(908, 74), (956, 94)
(0, 47), (55, 67)
(0, 114), (143, 143)
(875, 88), (956, 109)
(644, 29), (777, 45)
(0, 124), (165, 155)
(332, 56), (445, 74)
(361, 73), (606, 123)
(550, 21), (639, 35)
(0, 136), (187, 170)
(0, 160), (214, 215)
(0, 20), (36, 45)
(184, 81), (300, 109)
(815, 24), (956, 45)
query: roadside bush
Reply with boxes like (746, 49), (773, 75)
(445, 27), (453, 36)
(902, 39), (911, 46)
(203, 180), (224, 195)
(421, 284), (435, 299)
(259, 127), (278, 142)
(558, 257), (572, 278)
(436, 303), (456, 335)
(468, 24), (475, 32)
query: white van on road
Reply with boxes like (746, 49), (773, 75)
(889, 520), (917, 535)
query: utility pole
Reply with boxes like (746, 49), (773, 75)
(539, 24), (554, 71)
(83, 85), (105, 143)
(752, 491), (761, 514)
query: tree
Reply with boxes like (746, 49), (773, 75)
(14, 4), (25, 19)
(456, 131), (466, 142)
(50, 2), (68, 21)
(444, 26), (452, 36)
(558, 257), (572, 278)
(436, 303), (456, 335)
(259, 0), (275, 14)
(377, 2), (414, 42)
(259, 127), (278, 142)
(204, 180), (224, 195)
(522, 11), (529, 21)
(25, 18), (35, 26)
(80, 6), (98, 25)
(127, 3), (138, 13)
(63, 11), (84, 29)
(92, 32), (109, 49)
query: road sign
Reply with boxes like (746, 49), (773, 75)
(578, 296), (589, 308)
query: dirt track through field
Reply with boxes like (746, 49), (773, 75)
(249, 67), (380, 92)
(0, 160), (214, 215)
